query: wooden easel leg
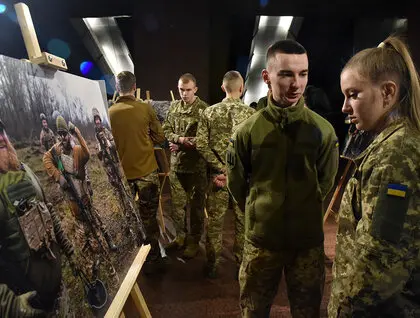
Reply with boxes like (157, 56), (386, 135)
(130, 282), (152, 318)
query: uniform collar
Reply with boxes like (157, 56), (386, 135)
(265, 96), (305, 126)
(353, 119), (406, 166)
(222, 97), (241, 103)
(177, 96), (201, 113)
(116, 95), (136, 102)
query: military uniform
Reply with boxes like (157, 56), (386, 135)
(0, 163), (73, 316)
(162, 97), (209, 252)
(95, 125), (121, 188)
(109, 96), (166, 265)
(43, 118), (116, 275)
(328, 120), (420, 317)
(227, 97), (339, 317)
(195, 97), (255, 272)
(39, 127), (56, 152)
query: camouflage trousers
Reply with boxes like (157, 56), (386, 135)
(169, 169), (207, 242)
(128, 171), (161, 261)
(206, 186), (244, 267)
(239, 241), (325, 318)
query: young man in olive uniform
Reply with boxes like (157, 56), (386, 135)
(195, 71), (255, 278)
(162, 73), (209, 258)
(109, 71), (167, 273)
(227, 40), (339, 317)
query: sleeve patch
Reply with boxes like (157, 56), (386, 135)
(335, 140), (339, 148)
(371, 183), (410, 244)
(387, 183), (408, 198)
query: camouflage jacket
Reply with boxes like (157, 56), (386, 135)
(195, 97), (255, 174)
(162, 97), (208, 173)
(328, 120), (420, 317)
(95, 127), (115, 156)
(39, 128), (56, 151)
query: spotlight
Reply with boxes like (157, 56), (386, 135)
(80, 61), (94, 75)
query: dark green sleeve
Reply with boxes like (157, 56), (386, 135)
(317, 128), (339, 200)
(226, 127), (250, 211)
(0, 284), (18, 317)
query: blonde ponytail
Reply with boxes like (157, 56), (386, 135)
(382, 36), (420, 131)
(344, 36), (420, 131)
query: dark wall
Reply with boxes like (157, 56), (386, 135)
(131, 1), (211, 102)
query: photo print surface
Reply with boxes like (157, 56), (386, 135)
(0, 54), (143, 316)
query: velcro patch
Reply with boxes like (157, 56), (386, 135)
(371, 183), (410, 244)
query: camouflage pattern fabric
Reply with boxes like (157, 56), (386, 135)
(169, 166), (207, 243)
(328, 120), (420, 317)
(240, 240), (325, 318)
(206, 187), (244, 267)
(40, 128), (56, 152)
(128, 171), (161, 260)
(195, 97), (254, 267)
(196, 97), (255, 173)
(162, 97), (208, 173)
(150, 100), (171, 123)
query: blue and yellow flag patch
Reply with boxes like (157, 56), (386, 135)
(387, 183), (408, 198)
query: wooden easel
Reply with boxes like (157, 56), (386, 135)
(14, 3), (67, 71)
(323, 158), (354, 223)
(104, 244), (152, 318)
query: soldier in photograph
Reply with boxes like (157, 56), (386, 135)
(43, 115), (117, 276)
(0, 119), (76, 317)
(39, 113), (56, 153)
(92, 108), (144, 245)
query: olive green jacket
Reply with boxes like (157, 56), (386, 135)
(227, 96), (339, 251)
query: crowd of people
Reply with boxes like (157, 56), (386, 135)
(0, 34), (419, 318)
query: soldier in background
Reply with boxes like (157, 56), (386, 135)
(39, 113), (56, 153)
(196, 71), (255, 278)
(162, 73), (209, 259)
(0, 119), (75, 317)
(109, 71), (167, 274)
(43, 116), (117, 276)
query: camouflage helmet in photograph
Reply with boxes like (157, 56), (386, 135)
(40, 113), (47, 121)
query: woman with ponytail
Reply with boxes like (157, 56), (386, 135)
(328, 36), (420, 317)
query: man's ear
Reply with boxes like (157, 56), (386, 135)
(221, 84), (226, 93)
(194, 86), (198, 94)
(262, 69), (270, 85)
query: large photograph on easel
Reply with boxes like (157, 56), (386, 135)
(0, 54), (142, 317)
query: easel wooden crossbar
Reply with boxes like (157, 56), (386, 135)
(105, 244), (152, 318)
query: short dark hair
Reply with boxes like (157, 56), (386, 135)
(266, 40), (307, 64)
(179, 73), (197, 85)
(116, 71), (136, 94)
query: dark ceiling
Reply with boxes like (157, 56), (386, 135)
(0, 0), (416, 99)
